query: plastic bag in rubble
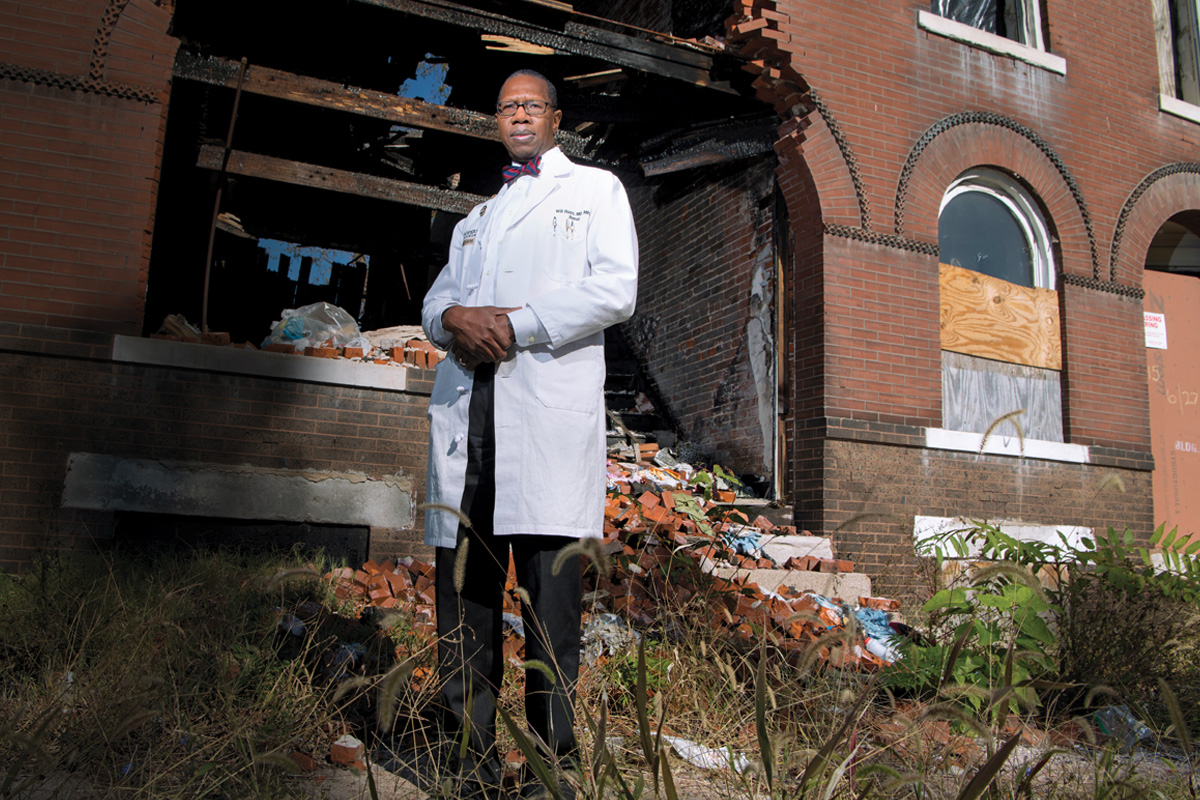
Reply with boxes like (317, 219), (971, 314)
(503, 611), (525, 638)
(328, 642), (367, 680)
(722, 524), (763, 557)
(261, 301), (365, 350)
(853, 607), (893, 640)
(582, 612), (641, 665)
(1094, 705), (1154, 752)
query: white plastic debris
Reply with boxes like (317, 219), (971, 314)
(660, 735), (752, 773)
(581, 612), (641, 665)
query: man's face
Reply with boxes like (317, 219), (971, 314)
(496, 74), (562, 164)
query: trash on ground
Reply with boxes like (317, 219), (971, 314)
(660, 734), (752, 773)
(1093, 705), (1154, 752)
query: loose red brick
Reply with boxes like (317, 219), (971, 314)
(329, 735), (364, 766)
(289, 751), (320, 772)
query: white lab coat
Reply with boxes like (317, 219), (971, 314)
(421, 147), (639, 547)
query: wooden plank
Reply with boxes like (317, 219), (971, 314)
(939, 262), (1062, 370)
(175, 51), (499, 141)
(481, 34), (556, 54)
(197, 146), (488, 215)
(175, 51), (596, 156)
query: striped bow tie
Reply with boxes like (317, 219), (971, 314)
(502, 156), (541, 184)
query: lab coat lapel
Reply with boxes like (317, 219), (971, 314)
(503, 173), (558, 233)
(501, 149), (571, 233)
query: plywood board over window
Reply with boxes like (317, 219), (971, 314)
(939, 262), (1062, 370)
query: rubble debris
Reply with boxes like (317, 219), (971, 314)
(582, 612), (642, 665)
(156, 313), (202, 342)
(149, 310), (447, 370)
(660, 734), (752, 773)
(322, 453), (904, 674)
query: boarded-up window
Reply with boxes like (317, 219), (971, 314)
(938, 169), (1063, 441)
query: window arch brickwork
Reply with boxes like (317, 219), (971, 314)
(896, 114), (1096, 282)
(1111, 165), (1200, 287)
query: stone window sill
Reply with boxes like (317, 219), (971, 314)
(1160, 93), (1200, 125)
(926, 426), (1089, 463)
(112, 335), (411, 392)
(917, 10), (1067, 76)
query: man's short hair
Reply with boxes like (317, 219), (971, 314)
(499, 69), (558, 108)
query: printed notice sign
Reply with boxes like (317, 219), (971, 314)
(1145, 311), (1168, 349)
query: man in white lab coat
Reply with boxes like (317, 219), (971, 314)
(421, 69), (638, 798)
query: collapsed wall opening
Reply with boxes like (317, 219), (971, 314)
(147, 0), (759, 339)
(142, 0), (786, 489)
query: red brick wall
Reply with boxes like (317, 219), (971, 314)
(0, 0), (175, 335)
(752, 0), (1200, 455)
(821, 439), (1155, 600)
(735, 0), (1176, 576)
(1060, 288), (1151, 450)
(625, 158), (778, 479)
(821, 237), (942, 427)
(0, 321), (433, 571)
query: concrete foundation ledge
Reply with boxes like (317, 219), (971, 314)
(61, 452), (414, 529)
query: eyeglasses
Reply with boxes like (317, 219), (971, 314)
(496, 100), (553, 117)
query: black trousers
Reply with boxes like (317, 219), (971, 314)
(435, 363), (582, 779)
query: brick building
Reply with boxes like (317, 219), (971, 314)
(0, 0), (1194, 597)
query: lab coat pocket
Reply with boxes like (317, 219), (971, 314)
(428, 358), (470, 417)
(532, 344), (602, 413)
(539, 237), (588, 286)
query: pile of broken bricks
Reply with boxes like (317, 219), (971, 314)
(322, 458), (906, 674)
(151, 313), (447, 369)
(260, 337), (444, 369)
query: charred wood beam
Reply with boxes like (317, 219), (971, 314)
(176, 51), (497, 140)
(355, 0), (735, 93)
(639, 137), (776, 177)
(175, 51), (596, 157)
(197, 145), (488, 215)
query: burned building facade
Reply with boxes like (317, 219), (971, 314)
(0, 0), (1195, 596)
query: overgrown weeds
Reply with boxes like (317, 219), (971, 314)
(4, 514), (1200, 800)
(0, 547), (352, 799)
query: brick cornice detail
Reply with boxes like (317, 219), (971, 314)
(0, 0), (161, 104)
(0, 61), (160, 103)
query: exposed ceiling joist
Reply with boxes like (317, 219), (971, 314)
(176, 50), (498, 140)
(175, 51), (597, 157)
(356, 0), (736, 93)
(197, 145), (488, 214)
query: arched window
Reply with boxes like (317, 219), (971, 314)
(937, 168), (1063, 443)
(938, 168), (1056, 289)
(1146, 213), (1200, 274)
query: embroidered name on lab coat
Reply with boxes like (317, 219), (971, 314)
(462, 228), (478, 246)
(552, 208), (590, 240)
